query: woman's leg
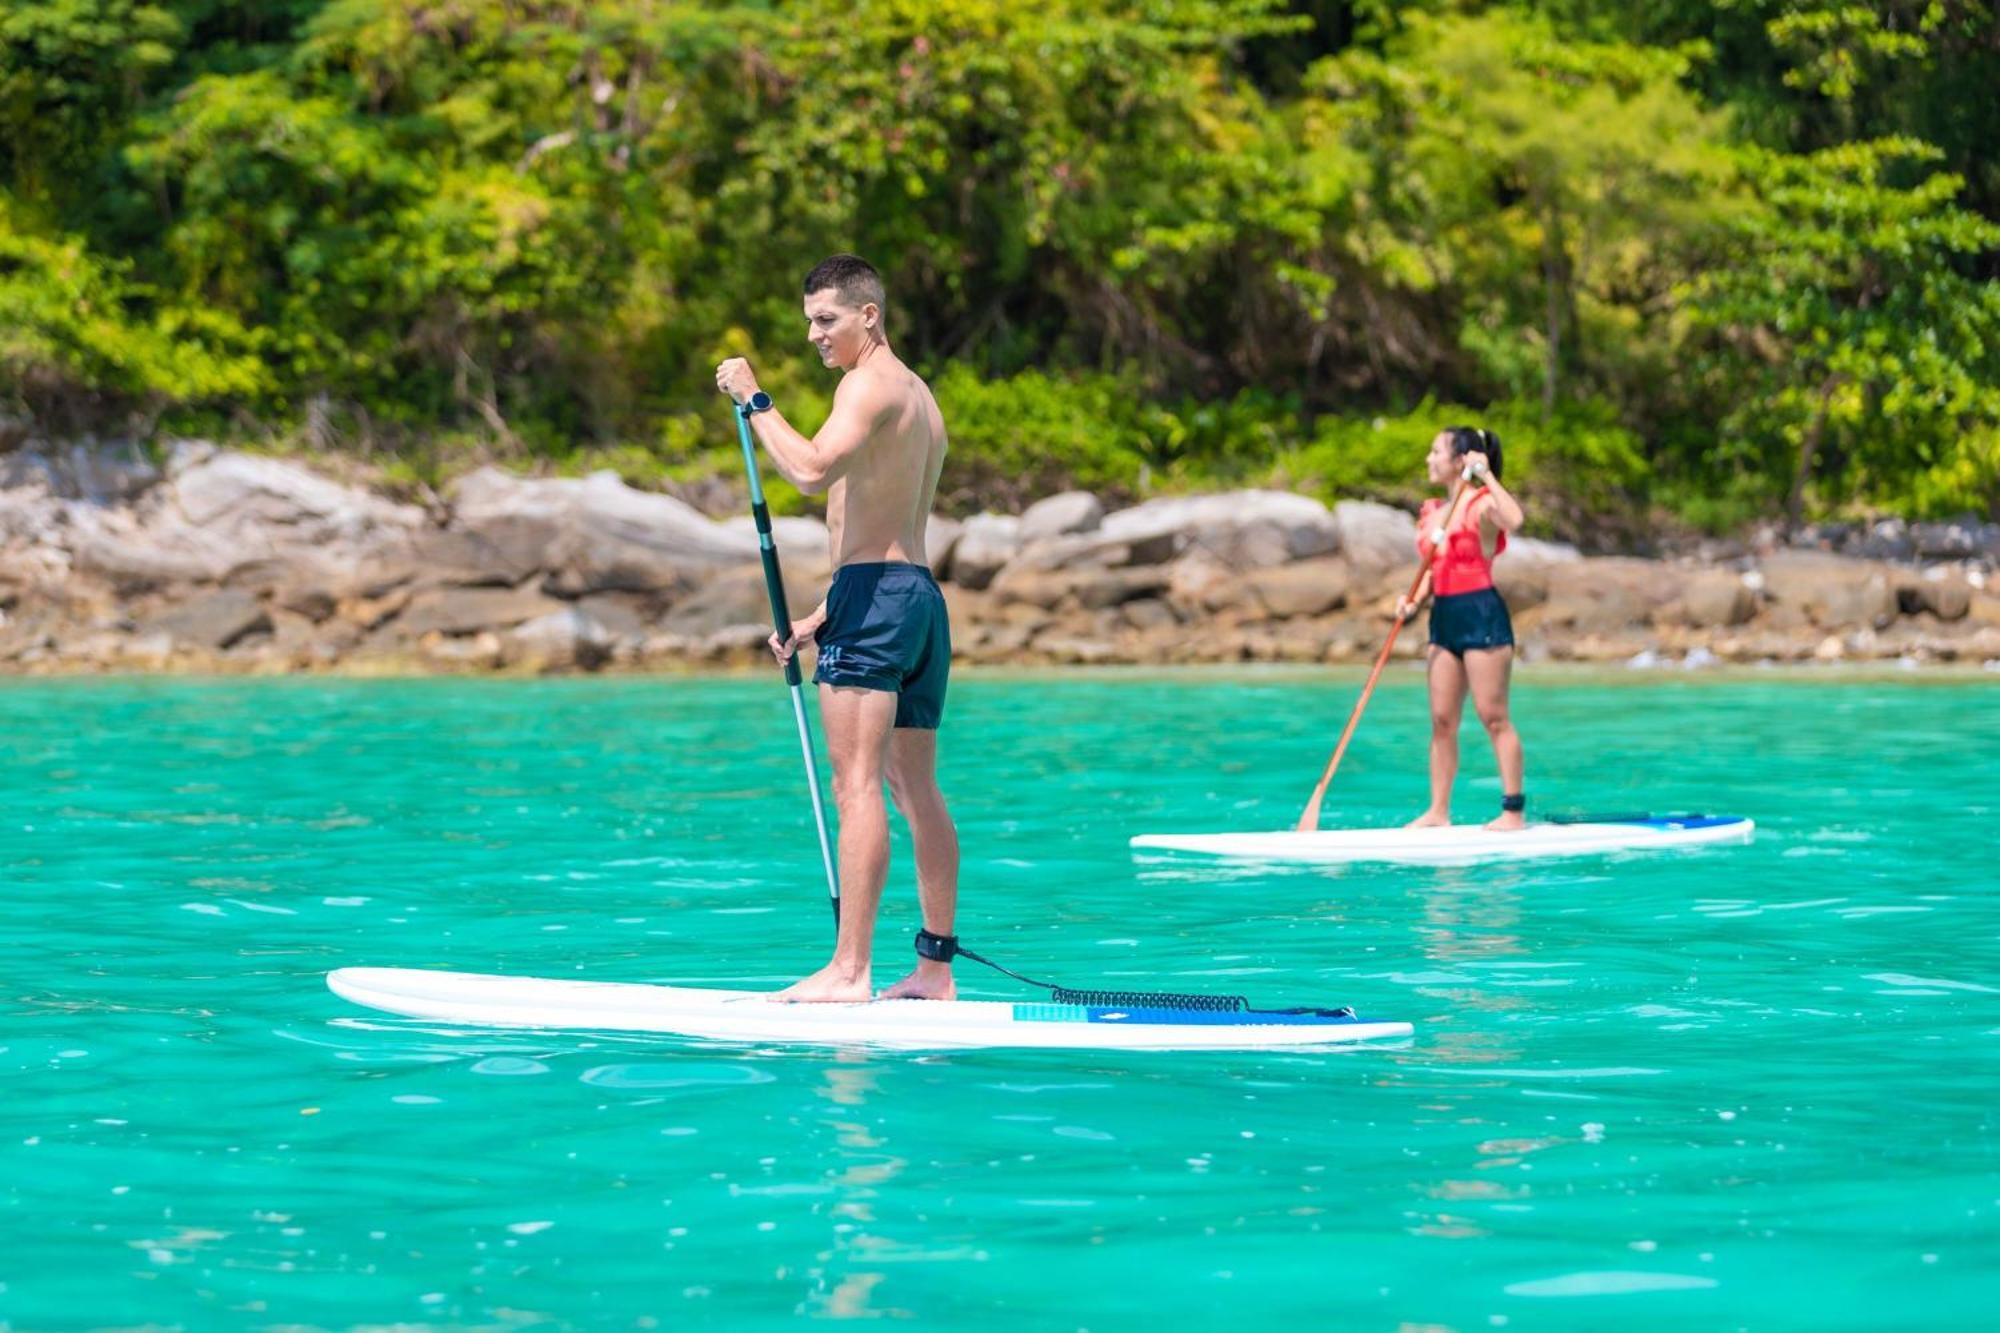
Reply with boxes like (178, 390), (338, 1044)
(1408, 647), (1468, 827)
(1465, 646), (1525, 830)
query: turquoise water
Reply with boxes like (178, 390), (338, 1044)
(4, 670), (1996, 1329)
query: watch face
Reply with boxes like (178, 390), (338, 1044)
(749, 391), (773, 413)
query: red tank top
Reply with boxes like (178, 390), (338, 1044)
(1417, 490), (1506, 596)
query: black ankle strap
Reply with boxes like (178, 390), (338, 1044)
(1501, 793), (1526, 813)
(914, 928), (958, 962)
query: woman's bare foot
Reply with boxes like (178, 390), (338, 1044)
(774, 962), (871, 1003)
(1405, 809), (1453, 828)
(1485, 811), (1528, 831)
(880, 961), (956, 1001)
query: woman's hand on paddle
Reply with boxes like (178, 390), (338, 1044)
(1395, 572), (1432, 623)
(714, 357), (761, 405)
(1461, 451), (1492, 481)
(769, 607), (826, 665)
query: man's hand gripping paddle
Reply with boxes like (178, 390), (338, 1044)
(1295, 468), (1478, 832)
(733, 404), (841, 923)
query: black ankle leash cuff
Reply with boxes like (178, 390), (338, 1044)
(1501, 793), (1526, 813)
(914, 928), (959, 962)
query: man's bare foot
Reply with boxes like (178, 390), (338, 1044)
(773, 962), (871, 1003)
(879, 961), (956, 1001)
(1405, 810), (1453, 828)
(1484, 811), (1528, 831)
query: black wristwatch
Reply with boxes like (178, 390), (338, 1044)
(741, 391), (774, 417)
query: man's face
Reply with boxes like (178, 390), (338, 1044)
(803, 288), (875, 370)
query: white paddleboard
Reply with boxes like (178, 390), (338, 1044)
(326, 967), (1411, 1051)
(1130, 814), (1754, 865)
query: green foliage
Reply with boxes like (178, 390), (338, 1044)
(1, 0), (1997, 528)
(1271, 396), (1649, 538)
(927, 367), (1156, 510)
(0, 0), (182, 201)
(926, 367), (1302, 512)
(1312, 12), (1741, 417)
(1682, 137), (2000, 523)
(1767, 4), (1932, 102)
(0, 201), (265, 425)
(1890, 424), (2000, 520)
(1534, 1), (2000, 221)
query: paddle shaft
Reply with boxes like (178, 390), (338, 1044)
(1296, 471), (1479, 832)
(734, 405), (841, 921)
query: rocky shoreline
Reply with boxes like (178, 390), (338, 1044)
(4, 441), (1998, 676)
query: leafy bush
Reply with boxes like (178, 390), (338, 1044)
(0, 206), (265, 426)
(1270, 396), (1650, 542)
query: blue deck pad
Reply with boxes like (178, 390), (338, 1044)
(1626, 814), (1747, 831)
(1011, 1003), (1362, 1027)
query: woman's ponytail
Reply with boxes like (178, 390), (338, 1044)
(1445, 425), (1503, 481)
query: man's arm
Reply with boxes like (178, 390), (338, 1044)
(718, 361), (883, 495)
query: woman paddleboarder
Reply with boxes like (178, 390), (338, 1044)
(1397, 426), (1528, 830)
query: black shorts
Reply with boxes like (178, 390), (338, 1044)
(813, 562), (951, 729)
(1428, 587), (1514, 657)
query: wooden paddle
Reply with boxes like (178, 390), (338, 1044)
(1295, 469), (1478, 832)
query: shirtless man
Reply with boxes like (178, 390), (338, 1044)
(715, 254), (960, 1003)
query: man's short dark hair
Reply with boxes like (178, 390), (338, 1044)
(803, 253), (886, 316)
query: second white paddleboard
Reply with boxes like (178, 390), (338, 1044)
(1130, 814), (1754, 865)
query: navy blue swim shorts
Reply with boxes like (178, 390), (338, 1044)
(813, 561), (951, 729)
(1428, 586), (1515, 657)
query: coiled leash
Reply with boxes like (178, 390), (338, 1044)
(913, 929), (1354, 1018)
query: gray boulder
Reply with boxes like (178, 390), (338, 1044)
(544, 529), (700, 599)
(1019, 491), (1104, 541)
(658, 565), (822, 638)
(451, 467), (829, 598)
(924, 514), (964, 578)
(1, 441), (160, 501)
(1678, 571), (1757, 628)
(1908, 573), (1972, 621)
(1758, 552), (1900, 630)
(170, 448), (423, 547)
(1910, 519), (1995, 562)
(1536, 559), (1681, 633)
(1000, 531), (1131, 576)
(397, 586), (566, 637)
(150, 589), (271, 650)
(573, 593), (649, 642)
(716, 512), (832, 559)
(414, 517), (559, 588)
(454, 467), (792, 565)
(1331, 500), (1416, 568)
(1507, 536), (1583, 564)
(1100, 491), (1340, 570)
(991, 564), (1169, 612)
(948, 514), (1023, 590)
(1237, 559), (1351, 619)
(69, 509), (239, 590)
(507, 607), (615, 671)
